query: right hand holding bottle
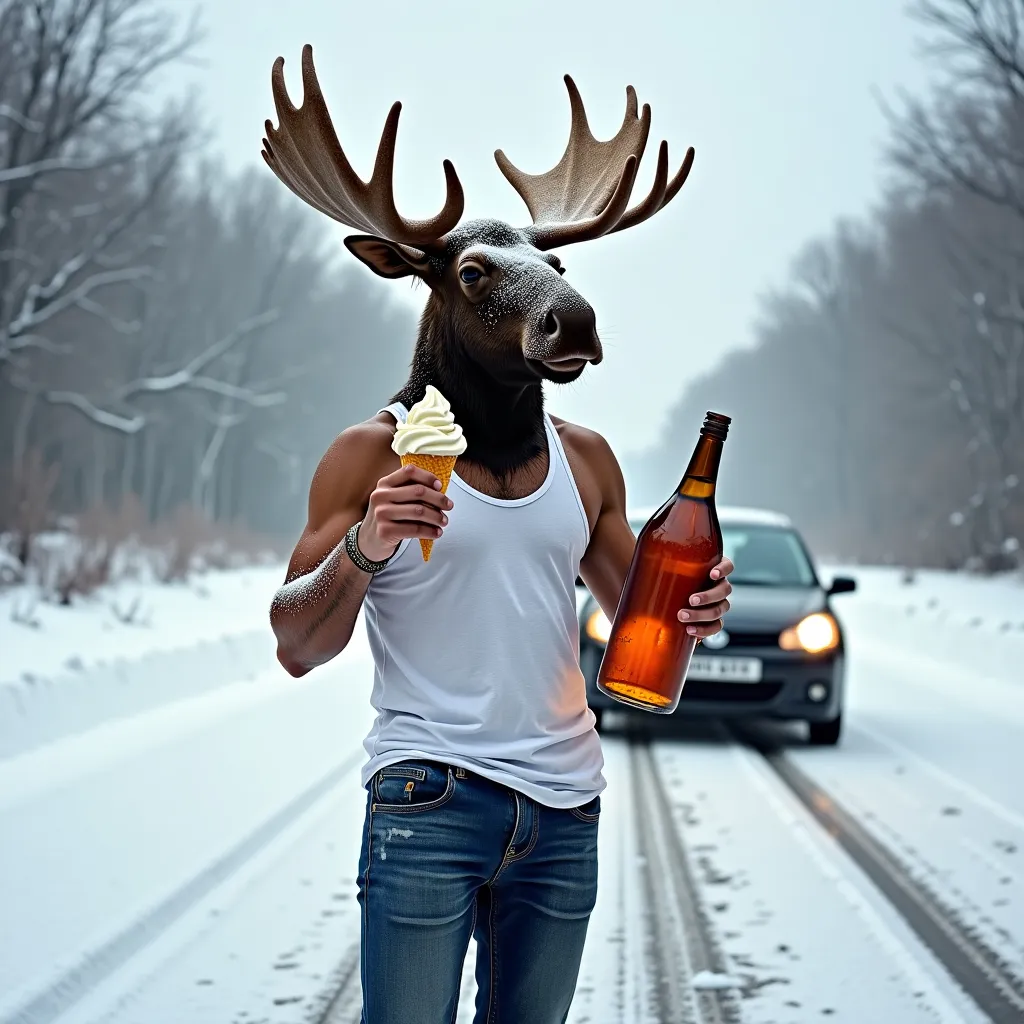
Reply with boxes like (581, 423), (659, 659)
(359, 464), (453, 562)
(677, 559), (734, 639)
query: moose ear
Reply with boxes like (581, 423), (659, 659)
(344, 235), (432, 280)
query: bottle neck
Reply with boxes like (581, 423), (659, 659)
(678, 432), (723, 500)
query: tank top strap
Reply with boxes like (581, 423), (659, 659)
(379, 401), (408, 424)
(544, 413), (591, 541)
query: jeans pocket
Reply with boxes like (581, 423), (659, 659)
(372, 761), (455, 813)
(569, 794), (601, 823)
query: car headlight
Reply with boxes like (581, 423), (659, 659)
(779, 612), (839, 654)
(585, 608), (612, 644)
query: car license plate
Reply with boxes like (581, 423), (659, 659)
(687, 655), (763, 683)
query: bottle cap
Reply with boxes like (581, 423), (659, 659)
(701, 411), (731, 440)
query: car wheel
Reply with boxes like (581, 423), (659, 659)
(591, 707), (605, 733)
(808, 714), (842, 746)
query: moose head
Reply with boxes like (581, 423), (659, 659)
(262, 46), (693, 473)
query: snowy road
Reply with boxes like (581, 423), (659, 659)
(1, 568), (1022, 1023)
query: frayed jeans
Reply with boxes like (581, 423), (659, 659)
(357, 759), (600, 1023)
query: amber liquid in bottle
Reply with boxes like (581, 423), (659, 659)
(597, 412), (731, 713)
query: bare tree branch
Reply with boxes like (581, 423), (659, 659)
(0, 104), (43, 132)
(6, 306), (283, 436)
(889, 0), (1024, 222)
(131, 309), (281, 394)
(0, 148), (137, 185)
(1, 264), (152, 357)
(38, 387), (146, 433)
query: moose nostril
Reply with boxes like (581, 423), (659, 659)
(542, 311), (559, 338)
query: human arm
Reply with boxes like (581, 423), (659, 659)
(577, 431), (733, 638)
(270, 421), (453, 677)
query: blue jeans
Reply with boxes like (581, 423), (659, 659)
(357, 759), (600, 1023)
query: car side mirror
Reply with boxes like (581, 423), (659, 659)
(828, 576), (856, 596)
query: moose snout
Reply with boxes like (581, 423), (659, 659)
(536, 304), (603, 367)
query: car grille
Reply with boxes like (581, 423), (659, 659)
(680, 681), (784, 703)
(716, 631), (779, 648)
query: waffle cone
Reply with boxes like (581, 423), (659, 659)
(400, 453), (458, 561)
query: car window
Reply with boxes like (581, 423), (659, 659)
(723, 527), (816, 586)
(628, 518), (816, 587)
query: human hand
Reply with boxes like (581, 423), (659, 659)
(359, 464), (454, 562)
(676, 557), (734, 639)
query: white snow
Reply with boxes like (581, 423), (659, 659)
(0, 642), (377, 1024)
(649, 732), (985, 1023)
(827, 564), (1024, 687)
(829, 563), (1024, 638)
(1, 563), (285, 687)
(0, 560), (1021, 1023)
(0, 565), (287, 758)
(785, 563), (1024, 997)
(689, 969), (744, 991)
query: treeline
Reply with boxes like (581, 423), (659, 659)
(0, 0), (415, 558)
(630, 0), (1024, 572)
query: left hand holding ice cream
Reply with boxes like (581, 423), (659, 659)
(392, 386), (467, 561)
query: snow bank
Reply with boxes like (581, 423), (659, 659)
(1, 564), (283, 686)
(0, 565), (287, 759)
(0, 629), (279, 759)
(827, 564), (1024, 635)
(824, 564), (1024, 691)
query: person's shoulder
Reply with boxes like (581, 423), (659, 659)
(550, 416), (625, 510)
(331, 411), (398, 454)
(310, 412), (401, 503)
(550, 415), (618, 465)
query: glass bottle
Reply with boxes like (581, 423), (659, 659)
(597, 411), (731, 713)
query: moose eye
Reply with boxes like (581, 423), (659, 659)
(459, 266), (483, 285)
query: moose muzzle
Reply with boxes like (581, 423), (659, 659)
(526, 303), (603, 379)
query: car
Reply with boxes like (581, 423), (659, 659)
(578, 505), (856, 745)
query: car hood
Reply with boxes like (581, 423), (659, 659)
(579, 584), (828, 632)
(722, 585), (827, 630)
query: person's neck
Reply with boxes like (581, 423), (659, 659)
(393, 327), (547, 478)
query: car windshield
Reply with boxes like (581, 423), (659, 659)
(628, 519), (817, 588)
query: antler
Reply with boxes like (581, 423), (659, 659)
(262, 45), (465, 249)
(495, 75), (693, 251)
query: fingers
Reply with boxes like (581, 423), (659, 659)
(679, 593), (729, 630)
(376, 498), (448, 529)
(365, 468), (456, 552)
(377, 477), (453, 510)
(370, 494), (448, 543)
(709, 557), (735, 581)
(381, 463), (445, 492)
(687, 619), (725, 639)
(382, 521), (445, 541)
(370, 514), (446, 549)
(688, 577), (733, 608)
(374, 484), (452, 517)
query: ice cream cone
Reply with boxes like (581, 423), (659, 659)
(392, 386), (466, 563)
(400, 452), (457, 561)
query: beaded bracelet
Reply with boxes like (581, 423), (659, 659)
(344, 521), (394, 575)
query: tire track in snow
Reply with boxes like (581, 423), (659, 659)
(629, 729), (742, 1024)
(308, 942), (361, 1024)
(750, 737), (1024, 1024)
(852, 721), (1024, 837)
(1, 752), (364, 1024)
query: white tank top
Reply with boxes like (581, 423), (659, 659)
(360, 403), (605, 808)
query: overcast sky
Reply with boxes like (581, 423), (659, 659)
(180, 0), (933, 457)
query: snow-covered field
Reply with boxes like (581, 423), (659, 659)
(0, 566), (283, 757)
(1, 563), (283, 685)
(0, 564), (1022, 1023)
